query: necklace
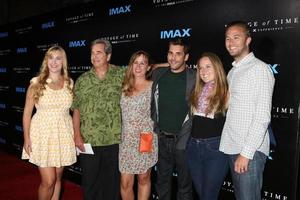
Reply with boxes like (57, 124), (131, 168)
(46, 78), (61, 84)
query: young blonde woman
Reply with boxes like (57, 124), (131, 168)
(119, 51), (158, 200)
(22, 46), (76, 200)
(186, 52), (229, 200)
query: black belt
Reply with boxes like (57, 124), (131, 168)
(160, 130), (178, 139)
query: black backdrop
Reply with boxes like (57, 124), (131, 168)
(0, 0), (299, 199)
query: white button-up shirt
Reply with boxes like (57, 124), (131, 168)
(220, 52), (275, 159)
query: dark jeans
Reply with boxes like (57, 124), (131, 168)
(229, 151), (266, 200)
(80, 144), (120, 200)
(156, 135), (193, 200)
(186, 136), (229, 200)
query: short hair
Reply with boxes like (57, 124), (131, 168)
(90, 38), (112, 54)
(169, 38), (190, 54)
(225, 21), (251, 37)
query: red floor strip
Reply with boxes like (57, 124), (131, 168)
(0, 150), (83, 200)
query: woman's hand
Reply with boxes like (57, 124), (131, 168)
(23, 138), (32, 155)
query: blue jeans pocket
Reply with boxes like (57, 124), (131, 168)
(206, 137), (221, 152)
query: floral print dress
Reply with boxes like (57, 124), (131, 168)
(119, 83), (158, 174)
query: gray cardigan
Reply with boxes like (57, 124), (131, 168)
(151, 67), (196, 150)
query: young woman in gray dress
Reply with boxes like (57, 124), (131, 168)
(119, 51), (158, 200)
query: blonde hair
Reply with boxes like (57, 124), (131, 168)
(31, 46), (73, 102)
(190, 52), (228, 115)
(122, 51), (152, 96)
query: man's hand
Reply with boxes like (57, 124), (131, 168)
(75, 133), (85, 152)
(234, 154), (249, 174)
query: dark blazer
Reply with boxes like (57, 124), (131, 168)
(151, 67), (196, 150)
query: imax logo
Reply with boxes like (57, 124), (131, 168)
(69, 40), (86, 48)
(109, 5), (131, 16)
(268, 64), (279, 74)
(0, 68), (7, 73)
(0, 103), (6, 109)
(15, 87), (25, 93)
(41, 21), (55, 29)
(0, 32), (8, 38)
(16, 47), (27, 53)
(160, 28), (191, 39)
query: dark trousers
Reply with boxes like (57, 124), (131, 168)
(187, 136), (229, 200)
(80, 144), (120, 200)
(156, 135), (193, 200)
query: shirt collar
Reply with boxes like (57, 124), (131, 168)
(232, 52), (254, 68)
(91, 64), (116, 77)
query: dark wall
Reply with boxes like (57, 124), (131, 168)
(0, 0), (94, 25)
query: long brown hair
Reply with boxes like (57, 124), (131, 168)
(190, 52), (228, 115)
(31, 46), (73, 102)
(122, 50), (152, 96)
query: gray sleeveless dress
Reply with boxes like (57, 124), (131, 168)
(119, 83), (158, 174)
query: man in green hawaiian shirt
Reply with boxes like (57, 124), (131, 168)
(72, 39), (125, 200)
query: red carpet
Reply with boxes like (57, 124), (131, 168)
(0, 150), (83, 200)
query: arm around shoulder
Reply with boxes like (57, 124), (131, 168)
(152, 62), (169, 70)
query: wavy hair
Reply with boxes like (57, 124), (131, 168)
(190, 52), (228, 115)
(31, 46), (73, 102)
(122, 50), (152, 96)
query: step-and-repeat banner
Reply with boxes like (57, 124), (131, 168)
(0, 1), (299, 199)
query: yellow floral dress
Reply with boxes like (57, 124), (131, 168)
(22, 77), (76, 167)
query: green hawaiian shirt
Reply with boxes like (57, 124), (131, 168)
(72, 65), (126, 146)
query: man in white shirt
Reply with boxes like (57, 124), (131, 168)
(219, 21), (275, 200)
